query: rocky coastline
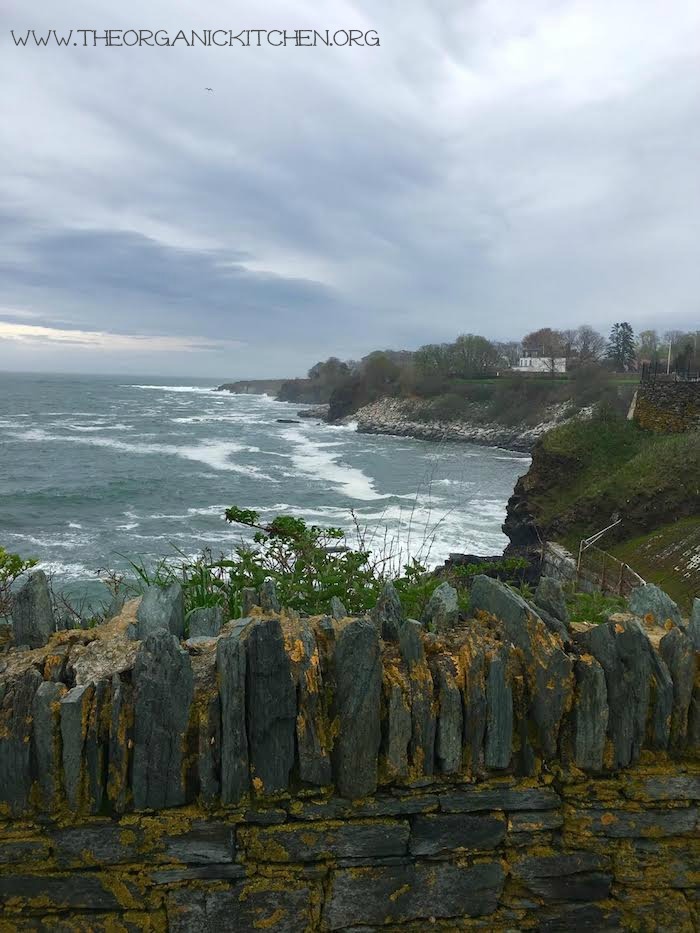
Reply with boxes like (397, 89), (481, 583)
(298, 397), (572, 453)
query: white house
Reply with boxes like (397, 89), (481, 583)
(514, 357), (567, 374)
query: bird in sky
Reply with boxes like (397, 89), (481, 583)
(205, 87), (214, 92)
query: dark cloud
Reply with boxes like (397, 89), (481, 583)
(0, 0), (698, 375)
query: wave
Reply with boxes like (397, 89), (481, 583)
(37, 559), (93, 579)
(279, 425), (390, 501)
(124, 384), (220, 395)
(5, 530), (92, 550)
(7, 428), (276, 480)
(60, 422), (133, 433)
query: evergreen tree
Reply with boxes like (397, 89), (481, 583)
(606, 322), (636, 371)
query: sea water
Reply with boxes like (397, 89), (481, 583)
(0, 373), (530, 606)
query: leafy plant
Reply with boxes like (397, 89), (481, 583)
(0, 546), (37, 619)
(566, 590), (627, 625)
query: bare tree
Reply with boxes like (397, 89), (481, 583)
(575, 325), (606, 362)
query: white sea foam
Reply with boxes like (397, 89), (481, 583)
(5, 530), (91, 550)
(279, 425), (389, 501)
(37, 560), (92, 579)
(7, 428), (275, 480)
(63, 422), (132, 433)
(125, 384), (220, 395)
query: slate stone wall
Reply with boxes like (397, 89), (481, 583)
(634, 381), (700, 433)
(0, 766), (698, 931)
(1, 599), (699, 930)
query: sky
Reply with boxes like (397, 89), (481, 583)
(1, 0), (699, 378)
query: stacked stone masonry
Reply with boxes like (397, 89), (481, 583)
(633, 381), (700, 433)
(1, 581), (699, 931)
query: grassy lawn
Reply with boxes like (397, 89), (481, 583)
(533, 418), (699, 540)
(610, 517), (700, 613)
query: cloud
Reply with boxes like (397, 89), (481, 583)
(0, 320), (241, 352)
(1, 0), (699, 375)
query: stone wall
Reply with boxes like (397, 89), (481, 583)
(542, 542), (645, 597)
(1, 576), (699, 931)
(633, 381), (700, 433)
(1, 764), (698, 931)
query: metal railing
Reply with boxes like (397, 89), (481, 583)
(576, 544), (645, 597)
(640, 361), (700, 384)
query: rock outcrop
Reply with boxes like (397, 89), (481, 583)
(349, 397), (571, 452)
(11, 570), (55, 648)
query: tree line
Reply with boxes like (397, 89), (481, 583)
(277, 323), (699, 414)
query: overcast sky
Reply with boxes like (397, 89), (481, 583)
(1, 0), (698, 378)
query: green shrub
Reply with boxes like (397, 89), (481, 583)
(0, 547), (37, 619)
(566, 590), (627, 625)
(121, 509), (533, 623)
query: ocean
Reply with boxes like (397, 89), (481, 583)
(0, 373), (530, 607)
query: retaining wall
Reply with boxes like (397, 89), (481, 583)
(1, 589), (698, 931)
(633, 381), (700, 433)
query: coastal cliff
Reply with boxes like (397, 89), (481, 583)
(215, 379), (287, 395)
(502, 408), (700, 609)
(347, 397), (573, 452)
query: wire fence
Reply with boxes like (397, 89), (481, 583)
(576, 544), (644, 597)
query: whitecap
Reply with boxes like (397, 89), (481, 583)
(125, 384), (220, 395)
(37, 560), (92, 579)
(279, 425), (388, 501)
(6, 428), (276, 481)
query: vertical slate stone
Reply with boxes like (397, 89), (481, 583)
(689, 600), (700, 648)
(60, 684), (94, 811)
(11, 570), (55, 648)
(333, 619), (382, 798)
(421, 582), (459, 633)
(584, 619), (652, 769)
(259, 578), (281, 613)
(240, 587), (258, 616)
(435, 657), (463, 774)
(132, 632), (194, 810)
(216, 626), (250, 804)
(572, 657), (608, 771)
(461, 640), (487, 776)
(85, 679), (110, 814)
(32, 680), (67, 810)
(470, 575), (573, 757)
(246, 619), (296, 794)
(688, 602), (700, 751)
(485, 649), (512, 770)
(660, 626), (695, 752)
(534, 577), (569, 624)
(135, 582), (185, 640)
(107, 674), (133, 814)
(330, 596), (347, 620)
(0, 669), (43, 815)
(399, 620), (436, 776)
(371, 580), (404, 641)
(647, 650), (673, 750)
(188, 606), (223, 638)
(295, 624), (332, 786)
(629, 584), (682, 627)
(382, 675), (412, 779)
